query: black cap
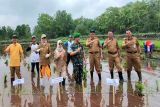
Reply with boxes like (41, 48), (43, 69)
(90, 29), (95, 33)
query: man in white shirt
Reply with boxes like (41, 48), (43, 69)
(64, 35), (74, 76)
(26, 35), (40, 77)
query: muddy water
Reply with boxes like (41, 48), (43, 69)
(0, 54), (160, 107)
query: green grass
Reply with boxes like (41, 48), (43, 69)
(53, 37), (160, 49)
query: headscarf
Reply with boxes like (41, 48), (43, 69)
(55, 40), (64, 52)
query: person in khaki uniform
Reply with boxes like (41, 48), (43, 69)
(4, 35), (24, 86)
(86, 30), (102, 81)
(122, 30), (142, 81)
(103, 31), (123, 81)
(36, 34), (51, 78)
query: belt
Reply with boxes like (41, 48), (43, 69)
(108, 51), (117, 55)
(127, 51), (137, 54)
(89, 52), (99, 54)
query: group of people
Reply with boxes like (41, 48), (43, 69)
(4, 29), (142, 87)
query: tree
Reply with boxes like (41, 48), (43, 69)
(15, 24), (31, 39)
(34, 13), (55, 38)
(74, 17), (95, 35)
(54, 10), (74, 36)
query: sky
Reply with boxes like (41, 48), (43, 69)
(0, 0), (133, 29)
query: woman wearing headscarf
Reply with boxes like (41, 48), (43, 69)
(54, 40), (67, 86)
(36, 34), (51, 78)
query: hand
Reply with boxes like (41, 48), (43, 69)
(36, 49), (41, 52)
(45, 54), (50, 58)
(83, 59), (87, 65)
(76, 47), (81, 53)
(100, 55), (103, 60)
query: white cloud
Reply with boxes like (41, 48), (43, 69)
(0, 0), (132, 29)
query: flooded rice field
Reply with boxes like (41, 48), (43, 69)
(0, 54), (160, 107)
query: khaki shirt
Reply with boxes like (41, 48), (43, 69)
(104, 38), (119, 53)
(104, 38), (119, 57)
(38, 43), (51, 65)
(86, 36), (101, 53)
(123, 37), (140, 53)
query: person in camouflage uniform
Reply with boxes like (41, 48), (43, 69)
(70, 32), (85, 84)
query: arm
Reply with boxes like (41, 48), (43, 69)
(48, 44), (51, 55)
(54, 51), (60, 60)
(136, 40), (141, 54)
(4, 45), (10, 53)
(64, 41), (68, 47)
(116, 42), (120, 56)
(86, 39), (94, 47)
(19, 45), (24, 61)
(70, 48), (80, 56)
(26, 42), (32, 52)
(26, 47), (31, 52)
(103, 39), (108, 48)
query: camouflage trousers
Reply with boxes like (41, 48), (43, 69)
(73, 64), (83, 84)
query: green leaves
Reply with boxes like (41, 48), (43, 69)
(135, 81), (144, 96)
(82, 66), (88, 81)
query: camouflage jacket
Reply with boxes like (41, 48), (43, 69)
(71, 42), (84, 65)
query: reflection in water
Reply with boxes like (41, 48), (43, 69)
(143, 59), (158, 73)
(108, 82), (123, 107)
(11, 86), (22, 107)
(0, 54), (160, 106)
(90, 81), (102, 107)
(28, 75), (41, 107)
(127, 81), (144, 107)
(57, 85), (68, 106)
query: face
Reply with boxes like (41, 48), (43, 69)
(32, 37), (36, 42)
(12, 38), (17, 43)
(75, 37), (80, 43)
(108, 32), (113, 39)
(41, 37), (47, 43)
(69, 37), (73, 41)
(59, 42), (63, 48)
(126, 31), (132, 37)
(90, 32), (95, 38)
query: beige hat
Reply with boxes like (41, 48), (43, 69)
(57, 40), (62, 44)
(41, 34), (46, 39)
(12, 35), (17, 38)
(32, 35), (36, 38)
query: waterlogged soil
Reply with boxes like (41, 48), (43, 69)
(0, 55), (160, 107)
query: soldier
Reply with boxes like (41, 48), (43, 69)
(70, 32), (85, 84)
(103, 31), (123, 81)
(122, 30), (142, 82)
(4, 35), (24, 86)
(86, 30), (102, 81)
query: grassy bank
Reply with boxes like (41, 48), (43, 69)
(56, 37), (160, 49)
